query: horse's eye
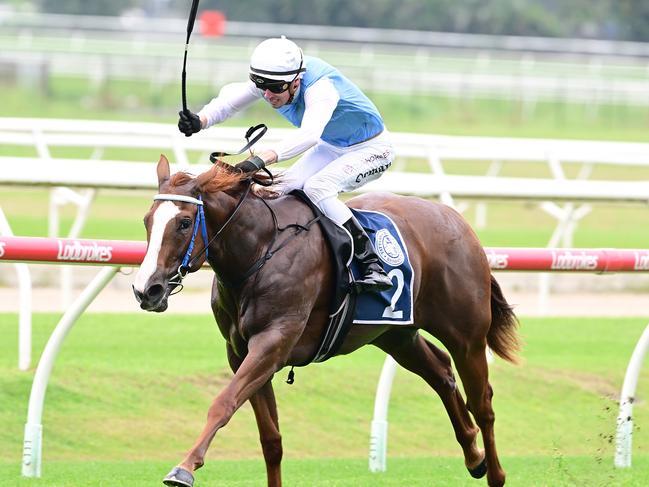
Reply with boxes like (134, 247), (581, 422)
(179, 218), (192, 230)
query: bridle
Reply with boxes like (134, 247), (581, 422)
(152, 178), (320, 295)
(153, 181), (254, 294)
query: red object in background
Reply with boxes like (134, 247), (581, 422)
(200, 10), (226, 37)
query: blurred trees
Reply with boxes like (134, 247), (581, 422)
(38, 0), (137, 16)
(616, 0), (649, 42)
(35, 0), (649, 42)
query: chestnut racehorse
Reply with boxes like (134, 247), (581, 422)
(132, 155), (520, 487)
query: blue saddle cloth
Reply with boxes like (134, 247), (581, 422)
(350, 209), (414, 325)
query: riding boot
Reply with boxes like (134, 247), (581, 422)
(343, 217), (393, 293)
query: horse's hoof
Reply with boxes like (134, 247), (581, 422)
(163, 466), (194, 487)
(467, 457), (487, 479)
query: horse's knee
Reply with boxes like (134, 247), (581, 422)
(428, 361), (457, 391)
(261, 436), (283, 466)
(442, 371), (458, 391)
(207, 398), (236, 427)
(423, 342), (457, 386)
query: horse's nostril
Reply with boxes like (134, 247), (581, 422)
(147, 284), (165, 300)
(132, 285), (145, 303)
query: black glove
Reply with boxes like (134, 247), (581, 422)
(178, 110), (201, 137)
(235, 155), (266, 173)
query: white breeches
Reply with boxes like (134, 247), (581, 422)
(278, 130), (394, 225)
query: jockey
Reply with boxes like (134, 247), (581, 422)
(178, 36), (393, 293)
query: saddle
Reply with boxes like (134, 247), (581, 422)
(290, 190), (358, 364)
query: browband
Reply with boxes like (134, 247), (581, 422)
(154, 194), (203, 206)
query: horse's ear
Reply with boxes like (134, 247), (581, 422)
(157, 154), (170, 188)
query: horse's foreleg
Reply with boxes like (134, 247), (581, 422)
(166, 330), (290, 486)
(372, 329), (484, 471)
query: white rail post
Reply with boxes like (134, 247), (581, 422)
(62, 188), (97, 308)
(49, 188), (96, 308)
(22, 266), (119, 477)
(475, 160), (503, 229)
(369, 355), (398, 472)
(0, 208), (32, 371)
(615, 322), (649, 468)
(426, 148), (455, 208)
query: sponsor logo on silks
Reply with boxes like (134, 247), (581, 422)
(57, 240), (113, 262)
(551, 250), (598, 270)
(635, 251), (649, 270)
(374, 228), (405, 267)
(355, 157), (392, 183)
(485, 251), (509, 269)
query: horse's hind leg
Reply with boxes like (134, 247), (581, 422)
(373, 328), (484, 471)
(249, 380), (283, 486)
(451, 342), (506, 487)
(226, 345), (283, 487)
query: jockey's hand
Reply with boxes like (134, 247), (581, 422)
(178, 110), (201, 137)
(235, 155), (266, 173)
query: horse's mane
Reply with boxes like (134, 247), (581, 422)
(169, 159), (281, 199)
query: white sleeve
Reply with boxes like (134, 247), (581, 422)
(198, 81), (262, 128)
(270, 77), (340, 162)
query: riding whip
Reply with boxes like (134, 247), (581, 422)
(181, 0), (201, 114)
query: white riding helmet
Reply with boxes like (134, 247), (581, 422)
(249, 36), (305, 86)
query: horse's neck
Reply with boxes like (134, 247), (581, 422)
(204, 190), (275, 284)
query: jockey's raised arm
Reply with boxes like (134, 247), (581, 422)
(178, 35), (395, 292)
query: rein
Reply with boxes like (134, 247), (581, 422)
(209, 124), (268, 161)
(227, 197), (321, 288)
(209, 124), (276, 184)
(153, 180), (320, 294)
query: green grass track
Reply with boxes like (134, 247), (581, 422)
(1, 313), (648, 485)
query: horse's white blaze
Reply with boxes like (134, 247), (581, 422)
(133, 202), (180, 292)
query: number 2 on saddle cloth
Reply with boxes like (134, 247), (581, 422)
(349, 208), (414, 325)
(290, 191), (414, 365)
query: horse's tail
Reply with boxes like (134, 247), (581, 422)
(487, 275), (521, 364)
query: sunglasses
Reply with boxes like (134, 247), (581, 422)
(249, 74), (290, 94)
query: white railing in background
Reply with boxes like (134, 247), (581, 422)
(4, 117), (649, 170)
(2, 117), (649, 251)
(0, 209), (31, 371)
(2, 13), (649, 105)
(1, 117), (648, 328)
